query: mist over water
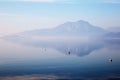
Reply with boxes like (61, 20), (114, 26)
(0, 37), (120, 79)
(0, 0), (120, 79)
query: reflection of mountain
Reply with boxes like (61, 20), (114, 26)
(7, 39), (105, 57)
(37, 40), (103, 57)
(42, 40), (104, 57)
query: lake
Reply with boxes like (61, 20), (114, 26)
(0, 38), (120, 80)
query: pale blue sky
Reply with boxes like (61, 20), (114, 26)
(0, 0), (120, 36)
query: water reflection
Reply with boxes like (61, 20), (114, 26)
(0, 38), (120, 78)
(52, 40), (104, 57)
(3, 38), (118, 57)
(2, 36), (120, 58)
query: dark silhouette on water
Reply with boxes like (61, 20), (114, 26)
(109, 58), (112, 62)
(68, 51), (71, 55)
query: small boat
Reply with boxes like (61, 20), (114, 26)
(68, 51), (70, 55)
(109, 58), (112, 62)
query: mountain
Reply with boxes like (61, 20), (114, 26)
(12, 20), (106, 36)
(103, 32), (120, 38)
(53, 20), (107, 36)
(3, 20), (107, 42)
(106, 27), (120, 32)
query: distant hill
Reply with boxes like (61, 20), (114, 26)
(7, 20), (106, 36)
(106, 27), (120, 32)
(3, 20), (108, 42)
(103, 32), (120, 38)
(5, 20), (120, 43)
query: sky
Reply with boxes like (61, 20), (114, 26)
(0, 0), (120, 36)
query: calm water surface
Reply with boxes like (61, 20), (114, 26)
(0, 39), (120, 79)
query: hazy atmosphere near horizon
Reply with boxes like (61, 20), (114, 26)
(0, 0), (120, 80)
(0, 0), (120, 36)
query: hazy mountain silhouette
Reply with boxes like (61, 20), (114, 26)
(3, 20), (120, 42)
(106, 27), (120, 32)
(17, 20), (106, 36)
(3, 20), (108, 42)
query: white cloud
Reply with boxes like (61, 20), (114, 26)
(0, 0), (71, 3)
(22, 0), (55, 2)
(0, 13), (21, 17)
(0, 0), (62, 2)
(0, 0), (119, 4)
